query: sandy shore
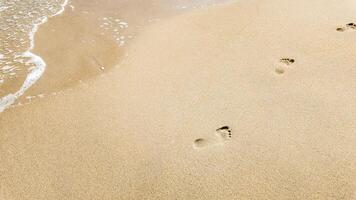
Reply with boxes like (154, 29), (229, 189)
(1, 0), (356, 199)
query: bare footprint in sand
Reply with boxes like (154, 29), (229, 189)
(279, 58), (295, 65)
(336, 22), (356, 32)
(193, 126), (232, 149)
(215, 126), (232, 141)
(275, 57), (295, 75)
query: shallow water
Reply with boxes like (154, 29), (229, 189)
(0, 0), (232, 112)
(0, 0), (68, 112)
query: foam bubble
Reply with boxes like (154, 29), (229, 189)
(99, 17), (129, 47)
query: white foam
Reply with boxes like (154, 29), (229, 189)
(99, 16), (129, 48)
(0, 52), (45, 112)
(0, 54), (4, 59)
(0, 0), (69, 113)
(0, 6), (9, 12)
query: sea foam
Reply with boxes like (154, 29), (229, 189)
(0, 0), (69, 112)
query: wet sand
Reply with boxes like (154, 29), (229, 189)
(13, 0), (227, 103)
(1, 0), (356, 199)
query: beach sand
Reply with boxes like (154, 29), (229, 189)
(1, 0), (356, 199)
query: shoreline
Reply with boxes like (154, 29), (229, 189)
(2, 0), (229, 112)
(1, 0), (356, 199)
(0, 0), (69, 112)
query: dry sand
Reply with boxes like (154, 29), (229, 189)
(1, 0), (356, 199)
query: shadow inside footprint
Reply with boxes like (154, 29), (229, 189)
(346, 23), (356, 29)
(275, 67), (285, 75)
(193, 138), (208, 149)
(280, 58), (295, 65)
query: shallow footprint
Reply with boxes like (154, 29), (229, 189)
(275, 67), (285, 75)
(346, 23), (356, 29)
(275, 57), (295, 75)
(215, 126), (232, 142)
(279, 58), (295, 65)
(336, 27), (346, 32)
(336, 22), (356, 32)
(193, 138), (209, 149)
(193, 126), (232, 150)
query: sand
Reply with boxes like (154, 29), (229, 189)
(1, 0), (356, 199)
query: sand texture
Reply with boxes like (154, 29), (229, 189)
(1, 0), (356, 199)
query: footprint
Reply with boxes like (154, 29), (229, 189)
(336, 22), (356, 32)
(193, 138), (209, 149)
(193, 126), (232, 149)
(275, 57), (295, 75)
(275, 67), (285, 75)
(336, 27), (346, 32)
(279, 58), (295, 65)
(215, 126), (232, 141)
(346, 23), (356, 29)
